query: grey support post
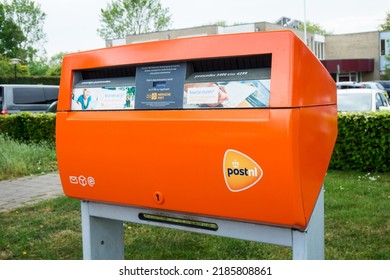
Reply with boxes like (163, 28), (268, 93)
(292, 186), (325, 259)
(81, 201), (124, 260)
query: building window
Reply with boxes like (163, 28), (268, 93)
(313, 34), (325, 60)
(381, 39), (386, 56)
(314, 42), (325, 60)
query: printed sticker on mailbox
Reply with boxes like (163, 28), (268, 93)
(223, 149), (263, 192)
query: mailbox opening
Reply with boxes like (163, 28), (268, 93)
(78, 54), (271, 80)
(138, 213), (219, 231)
(70, 54), (272, 111)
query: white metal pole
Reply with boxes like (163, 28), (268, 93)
(303, 0), (307, 45)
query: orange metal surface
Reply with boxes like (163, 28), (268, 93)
(56, 31), (337, 229)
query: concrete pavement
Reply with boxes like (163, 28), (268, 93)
(0, 172), (63, 212)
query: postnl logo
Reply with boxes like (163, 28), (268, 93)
(223, 149), (263, 192)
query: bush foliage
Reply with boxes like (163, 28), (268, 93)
(0, 112), (55, 145)
(0, 111), (389, 172)
(330, 112), (390, 172)
(0, 76), (59, 85)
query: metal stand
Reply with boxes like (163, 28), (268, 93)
(81, 187), (324, 260)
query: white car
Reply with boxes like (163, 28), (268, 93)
(336, 81), (365, 89)
(337, 89), (390, 112)
(361, 82), (388, 98)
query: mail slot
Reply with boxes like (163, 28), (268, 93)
(56, 31), (337, 230)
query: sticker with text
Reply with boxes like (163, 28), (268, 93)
(223, 149), (263, 192)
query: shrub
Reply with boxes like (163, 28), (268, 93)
(0, 76), (59, 85)
(0, 112), (56, 146)
(330, 112), (390, 172)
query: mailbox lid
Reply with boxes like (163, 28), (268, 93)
(58, 30), (335, 112)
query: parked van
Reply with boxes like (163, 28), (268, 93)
(0, 84), (59, 114)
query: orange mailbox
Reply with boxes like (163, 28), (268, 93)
(57, 31), (337, 230)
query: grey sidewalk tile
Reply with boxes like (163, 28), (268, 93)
(0, 173), (63, 212)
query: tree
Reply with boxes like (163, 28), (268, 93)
(27, 52), (66, 76)
(4, 0), (47, 62)
(27, 56), (50, 76)
(299, 21), (331, 35)
(47, 52), (66, 68)
(97, 0), (171, 40)
(0, 55), (13, 76)
(0, 3), (25, 58)
(46, 52), (66, 76)
(0, 54), (28, 76)
(379, 10), (390, 31)
(211, 21), (227, 27)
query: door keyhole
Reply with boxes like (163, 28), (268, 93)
(153, 191), (164, 204)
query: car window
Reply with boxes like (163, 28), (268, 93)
(376, 83), (385, 90)
(337, 93), (372, 112)
(13, 88), (46, 104)
(12, 87), (58, 105)
(338, 85), (360, 89)
(375, 93), (384, 109)
(43, 87), (59, 103)
(378, 93), (389, 106)
(380, 82), (390, 87)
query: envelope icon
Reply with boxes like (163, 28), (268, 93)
(78, 175), (87, 186)
(69, 176), (78, 184)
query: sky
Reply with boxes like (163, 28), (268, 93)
(33, 0), (389, 57)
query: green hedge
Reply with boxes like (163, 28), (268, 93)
(0, 112), (56, 146)
(1, 111), (389, 172)
(0, 76), (60, 85)
(330, 111), (390, 172)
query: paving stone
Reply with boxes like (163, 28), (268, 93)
(0, 173), (63, 212)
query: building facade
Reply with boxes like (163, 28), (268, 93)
(322, 32), (379, 82)
(380, 31), (390, 74)
(106, 19), (388, 82)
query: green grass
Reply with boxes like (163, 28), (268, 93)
(324, 170), (390, 259)
(0, 197), (82, 260)
(0, 135), (57, 180)
(1, 170), (389, 260)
